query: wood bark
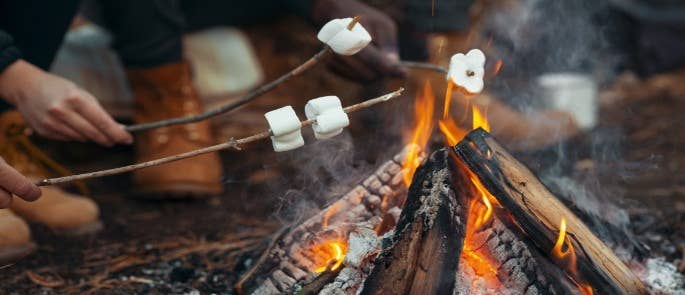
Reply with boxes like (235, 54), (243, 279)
(360, 149), (469, 295)
(453, 128), (647, 295)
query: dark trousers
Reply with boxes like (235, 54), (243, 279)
(91, 0), (289, 68)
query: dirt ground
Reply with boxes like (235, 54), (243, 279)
(1, 22), (685, 294)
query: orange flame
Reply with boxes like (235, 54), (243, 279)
(403, 81), (436, 186)
(313, 241), (347, 273)
(472, 105), (490, 132)
(493, 59), (503, 76)
(459, 162), (503, 289)
(552, 218), (594, 295)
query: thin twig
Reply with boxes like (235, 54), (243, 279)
(37, 88), (404, 186)
(125, 17), (362, 133)
(398, 61), (448, 74)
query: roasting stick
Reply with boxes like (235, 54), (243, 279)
(37, 88), (404, 186)
(398, 61), (448, 74)
(125, 17), (362, 133)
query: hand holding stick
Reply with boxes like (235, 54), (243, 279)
(37, 88), (404, 187)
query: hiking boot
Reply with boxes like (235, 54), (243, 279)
(0, 111), (102, 235)
(126, 61), (223, 198)
(0, 209), (35, 264)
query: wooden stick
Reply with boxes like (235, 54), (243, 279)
(37, 88), (404, 187)
(125, 17), (362, 133)
(398, 61), (448, 74)
(453, 128), (647, 295)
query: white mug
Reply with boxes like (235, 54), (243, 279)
(537, 73), (598, 130)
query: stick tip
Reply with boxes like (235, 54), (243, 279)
(347, 16), (361, 30)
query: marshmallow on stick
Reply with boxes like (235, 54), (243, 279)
(447, 49), (486, 94)
(305, 96), (350, 139)
(264, 106), (305, 152)
(317, 18), (372, 56)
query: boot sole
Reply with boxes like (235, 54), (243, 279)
(53, 221), (103, 237)
(133, 182), (224, 199)
(0, 242), (36, 266)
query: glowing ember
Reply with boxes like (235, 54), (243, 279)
(552, 217), (594, 295)
(403, 81), (436, 186)
(313, 241), (347, 273)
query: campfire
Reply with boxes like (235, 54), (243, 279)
(233, 71), (648, 294)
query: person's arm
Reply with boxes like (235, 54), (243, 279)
(0, 31), (132, 147)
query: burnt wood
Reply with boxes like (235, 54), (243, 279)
(453, 128), (647, 295)
(360, 149), (469, 295)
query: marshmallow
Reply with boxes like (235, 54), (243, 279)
(317, 18), (372, 56)
(305, 96), (349, 139)
(314, 109), (349, 139)
(305, 95), (342, 119)
(264, 106), (305, 152)
(447, 49), (486, 94)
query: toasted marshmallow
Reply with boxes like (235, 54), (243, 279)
(305, 96), (349, 139)
(264, 106), (305, 152)
(317, 18), (372, 56)
(447, 49), (486, 94)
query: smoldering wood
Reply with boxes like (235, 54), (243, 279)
(359, 148), (469, 295)
(235, 146), (421, 295)
(464, 206), (582, 295)
(453, 128), (647, 295)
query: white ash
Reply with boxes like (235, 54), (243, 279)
(319, 228), (381, 295)
(637, 257), (685, 295)
(454, 260), (508, 295)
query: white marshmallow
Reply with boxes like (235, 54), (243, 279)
(305, 96), (349, 139)
(305, 95), (342, 119)
(317, 18), (372, 56)
(270, 133), (305, 152)
(314, 109), (349, 139)
(264, 106), (305, 152)
(447, 49), (486, 94)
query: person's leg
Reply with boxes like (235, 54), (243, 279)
(181, 0), (287, 32)
(96, 0), (184, 68)
(95, 0), (224, 197)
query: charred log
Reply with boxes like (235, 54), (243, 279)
(453, 128), (647, 295)
(235, 146), (420, 295)
(360, 149), (469, 295)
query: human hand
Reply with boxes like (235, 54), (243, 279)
(312, 0), (406, 81)
(0, 60), (132, 147)
(0, 157), (41, 208)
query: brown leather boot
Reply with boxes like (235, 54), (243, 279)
(0, 111), (102, 236)
(126, 61), (223, 198)
(0, 209), (35, 264)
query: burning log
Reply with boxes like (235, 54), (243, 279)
(360, 149), (469, 295)
(460, 206), (583, 295)
(453, 128), (647, 295)
(235, 146), (422, 295)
